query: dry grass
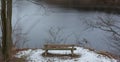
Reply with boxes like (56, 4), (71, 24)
(81, 46), (119, 59)
(0, 55), (26, 62)
(1, 47), (120, 62)
(10, 57), (26, 62)
(96, 51), (120, 59)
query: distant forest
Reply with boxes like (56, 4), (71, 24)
(42, 0), (120, 13)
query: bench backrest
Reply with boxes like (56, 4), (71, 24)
(44, 44), (75, 48)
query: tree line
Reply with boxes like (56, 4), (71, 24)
(44, 0), (120, 6)
(43, 0), (120, 13)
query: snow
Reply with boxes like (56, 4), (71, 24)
(15, 47), (117, 62)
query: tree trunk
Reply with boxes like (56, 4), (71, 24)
(1, 0), (13, 62)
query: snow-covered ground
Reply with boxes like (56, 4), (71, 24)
(15, 47), (117, 62)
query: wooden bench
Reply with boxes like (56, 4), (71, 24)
(42, 44), (76, 56)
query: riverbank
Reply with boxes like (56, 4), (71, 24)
(42, 0), (120, 14)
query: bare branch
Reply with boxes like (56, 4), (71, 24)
(45, 27), (69, 44)
(84, 15), (120, 52)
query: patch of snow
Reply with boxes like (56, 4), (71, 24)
(15, 47), (117, 62)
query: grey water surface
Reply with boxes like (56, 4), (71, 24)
(12, 0), (120, 55)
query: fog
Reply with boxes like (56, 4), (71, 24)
(12, 0), (120, 55)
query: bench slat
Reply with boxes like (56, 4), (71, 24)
(43, 48), (76, 50)
(44, 44), (75, 47)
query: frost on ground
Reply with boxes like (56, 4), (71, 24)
(15, 47), (117, 62)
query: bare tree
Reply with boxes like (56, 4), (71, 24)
(12, 22), (28, 48)
(1, 0), (13, 61)
(84, 15), (120, 53)
(45, 27), (70, 44)
(75, 35), (88, 47)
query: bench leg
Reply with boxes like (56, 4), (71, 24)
(71, 50), (74, 56)
(45, 50), (48, 56)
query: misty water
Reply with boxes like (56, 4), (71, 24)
(12, 0), (120, 55)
